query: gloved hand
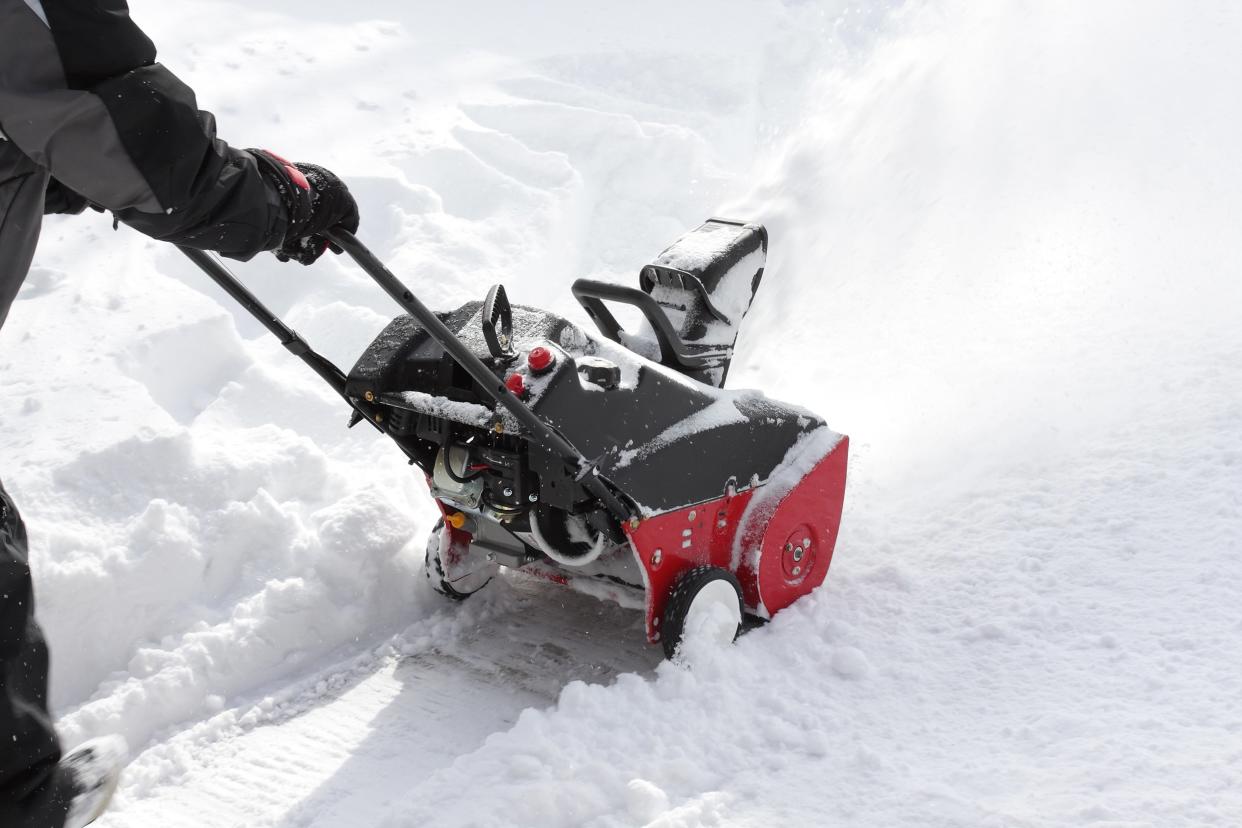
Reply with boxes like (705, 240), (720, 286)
(43, 177), (90, 215)
(249, 149), (360, 265)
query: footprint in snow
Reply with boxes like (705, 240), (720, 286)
(16, 266), (67, 299)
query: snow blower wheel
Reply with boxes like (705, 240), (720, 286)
(178, 218), (849, 659)
(661, 566), (744, 659)
(424, 519), (496, 600)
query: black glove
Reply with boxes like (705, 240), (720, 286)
(43, 177), (90, 216)
(249, 149), (360, 265)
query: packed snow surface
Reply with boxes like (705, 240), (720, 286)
(1, 0), (1240, 825)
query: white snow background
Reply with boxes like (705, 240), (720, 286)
(1, 0), (1240, 825)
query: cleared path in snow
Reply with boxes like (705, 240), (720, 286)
(100, 579), (663, 827)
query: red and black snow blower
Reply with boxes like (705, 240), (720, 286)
(181, 219), (848, 657)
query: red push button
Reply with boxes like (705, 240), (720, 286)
(505, 373), (526, 396)
(528, 346), (556, 374)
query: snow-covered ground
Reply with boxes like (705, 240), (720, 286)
(2, 0), (1240, 825)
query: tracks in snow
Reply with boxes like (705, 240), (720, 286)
(99, 578), (663, 828)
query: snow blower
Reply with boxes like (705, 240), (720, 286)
(180, 219), (848, 657)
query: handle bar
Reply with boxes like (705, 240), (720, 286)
(571, 279), (710, 372)
(179, 234), (635, 523)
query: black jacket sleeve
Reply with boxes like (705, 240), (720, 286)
(0, 0), (287, 259)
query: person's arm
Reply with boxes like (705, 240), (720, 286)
(0, 0), (355, 262)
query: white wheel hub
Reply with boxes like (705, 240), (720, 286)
(680, 579), (743, 649)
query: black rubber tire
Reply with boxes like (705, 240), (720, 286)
(660, 565), (744, 660)
(424, 519), (489, 601)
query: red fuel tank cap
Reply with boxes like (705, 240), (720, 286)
(527, 346), (556, 374)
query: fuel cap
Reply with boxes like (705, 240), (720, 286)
(528, 346), (556, 374)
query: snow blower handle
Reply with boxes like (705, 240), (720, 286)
(324, 229), (636, 523)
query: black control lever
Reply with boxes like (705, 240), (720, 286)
(482, 284), (516, 361)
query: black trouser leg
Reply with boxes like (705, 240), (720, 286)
(0, 481), (72, 827)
